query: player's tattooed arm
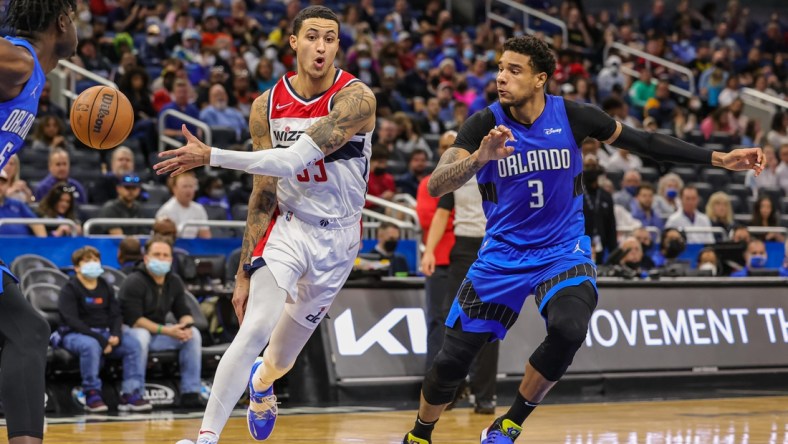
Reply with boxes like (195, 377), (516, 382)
(428, 125), (515, 197)
(305, 82), (377, 155)
(426, 148), (483, 197)
(239, 91), (279, 273)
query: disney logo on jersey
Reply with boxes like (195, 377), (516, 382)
(544, 127), (562, 135)
(498, 148), (571, 178)
(1, 109), (36, 140)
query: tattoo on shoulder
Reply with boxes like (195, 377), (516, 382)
(306, 82), (376, 155)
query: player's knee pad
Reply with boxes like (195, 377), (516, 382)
(422, 326), (490, 405)
(529, 281), (596, 381)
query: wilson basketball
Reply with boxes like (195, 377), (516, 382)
(70, 86), (134, 150)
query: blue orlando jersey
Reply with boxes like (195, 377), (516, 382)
(478, 95), (584, 249)
(0, 37), (45, 171)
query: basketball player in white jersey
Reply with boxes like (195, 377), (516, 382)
(154, 6), (376, 444)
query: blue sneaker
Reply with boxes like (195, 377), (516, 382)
(480, 417), (522, 443)
(247, 360), (278, 440)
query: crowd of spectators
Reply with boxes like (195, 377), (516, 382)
(0, 0), (787, 276)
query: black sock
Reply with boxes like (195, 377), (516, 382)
(410, 416), (437, 442)
(502, 392), (538, 425)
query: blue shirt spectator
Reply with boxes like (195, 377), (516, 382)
(199, 84), (247, 141)
(0, 169), (44, 236)
(160, 79), (200, 139)
(730, 239), (788, 277)
(33, 148), (88, 204)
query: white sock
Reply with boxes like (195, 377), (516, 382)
(199, 267), (287, 435)
(252, 311), (316, 393)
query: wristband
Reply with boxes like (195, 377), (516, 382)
(157, 324), (162, 334)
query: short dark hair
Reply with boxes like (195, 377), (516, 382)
(601, 96), (624, 113)
(680, 185), (698, 197)
(4, 0), (76, 35)
(636, 183), (655, 195)
(146, 235), (174, 253)
(72, 246), (101, 266)
(371, 144), (390, 162)
(379, 221), (399, 232)
(502, 35), (556, 79)
(292, 5), (340, 36)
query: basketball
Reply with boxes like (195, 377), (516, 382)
(69, 86), (134, 150)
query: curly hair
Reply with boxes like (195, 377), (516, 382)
(3, 0), (76, 36)
(37, 181), (77, 221)
(502, 35), (556, 79)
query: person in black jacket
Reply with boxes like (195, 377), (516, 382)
(582, 154), (618, 264)
(58, 246), (151, 413)
(120, 237), (203, 408)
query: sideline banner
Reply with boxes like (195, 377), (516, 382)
(324, 282), (788, 380)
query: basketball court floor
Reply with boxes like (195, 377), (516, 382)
(6, 395), (788, 443)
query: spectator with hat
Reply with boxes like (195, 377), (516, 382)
(97, 174), (146, 236)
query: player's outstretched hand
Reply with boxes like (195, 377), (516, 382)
(153, 125), (212, 176)
(477, 125), (516, 163)
(717, 147), (765, 175)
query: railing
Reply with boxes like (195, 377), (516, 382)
(158, 109), (213, 152)
(0, 218), (80, 237)
(365, 195), (420, 233)
(604, 42), (696, 98)
(746, 226), (788, 237)
(486, 0), (568, 49)
(83, 218), (157, 236)
(55, 60), (117, 102)
(740, 88), (788, 110)
(178, 220), (246, 233)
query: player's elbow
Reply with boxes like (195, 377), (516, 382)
(426, 179), (443, 198)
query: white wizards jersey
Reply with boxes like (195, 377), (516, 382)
(266, 69), (372, 228)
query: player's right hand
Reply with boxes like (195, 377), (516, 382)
(477, 125), (516, 164)
(233, 273), (251, 325)
(421, 251), (436, 277)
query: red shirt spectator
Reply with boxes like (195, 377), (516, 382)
(416, 176), (455, 266)
(366, 145), (396, 209)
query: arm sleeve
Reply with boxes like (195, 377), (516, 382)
(452, 108), (496, 154)
(58, 284), (108, 348)
(118, 275), (145, 326)
(564, 99), (713, 165)
(169, 277), (192, 320)
(437, 193), (455, 211)
(210, 134), (324, 177)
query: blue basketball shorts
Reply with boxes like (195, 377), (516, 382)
(445, 235), (598, 341)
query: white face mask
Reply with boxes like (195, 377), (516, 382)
(219, 49), (231, 60)
(79, 10), (92, 23)
(146, 36), (160, 46)
(265, 48), (278, 60)
(698, 262), (717, 275)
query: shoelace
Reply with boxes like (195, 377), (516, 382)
(250, 394), (279, 421)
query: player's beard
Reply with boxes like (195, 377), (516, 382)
(499, 94), (527, 108)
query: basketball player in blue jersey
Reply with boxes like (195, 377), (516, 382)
(0, 2), (78, 443)
(403, 36), (764, 444)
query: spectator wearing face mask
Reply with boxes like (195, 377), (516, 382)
(633, 227), (658, 267)
(730, 239), (788, 277)
(366, 145), (396, 209)
(613, 171), (642, 208)
(196, 175), (231, 220)
(654, 228), (687, 268)
(57, 246), (151, 413)
(654, 173), (684, 219)
(629, 184), (665, 232)
(366, 222), (409, 276)
(432, 38), (466, 73)
(582, 155), (617, 264)
(395, 149), (430, 198)
(469, 79), (499, 115)
(618, 236), (652, 272)
(696, 247), (721, 276)
(199, 84), (247, 143)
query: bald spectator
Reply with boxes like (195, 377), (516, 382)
(155, 173), (211, 239)
(613, 171), (642, 208)
(34, 148), (88, 203)
(199, 84), (247, 142)
(91, 146), (138, 204)
(619, 237), (648, 271)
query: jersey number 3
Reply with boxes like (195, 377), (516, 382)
(528, 179), (544, 208)
(296, 159), (328, 183)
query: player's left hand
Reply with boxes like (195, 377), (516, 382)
(153, 125), (212, 176)
(716, 147), (765, 175)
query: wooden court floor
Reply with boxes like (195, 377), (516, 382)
(4, 396), (788, 443)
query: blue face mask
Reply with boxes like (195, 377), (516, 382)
(666, 188), (678, 199)
(625, 186), (638, 196)
(383, 65), (397, 77)
(444, 47), (457, 58)
(416, 59), (431, 71)
(147, 259), (172, 277)
(486, 50), (496, 61)
(358, 57), (372, 69)
(80, 261), (104, 279)
(385, 21), (395, 31)
(749, 255), (767, 268)
(463, 49), (474, 60)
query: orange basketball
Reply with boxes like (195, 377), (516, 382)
(70, 86), (135, 150)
